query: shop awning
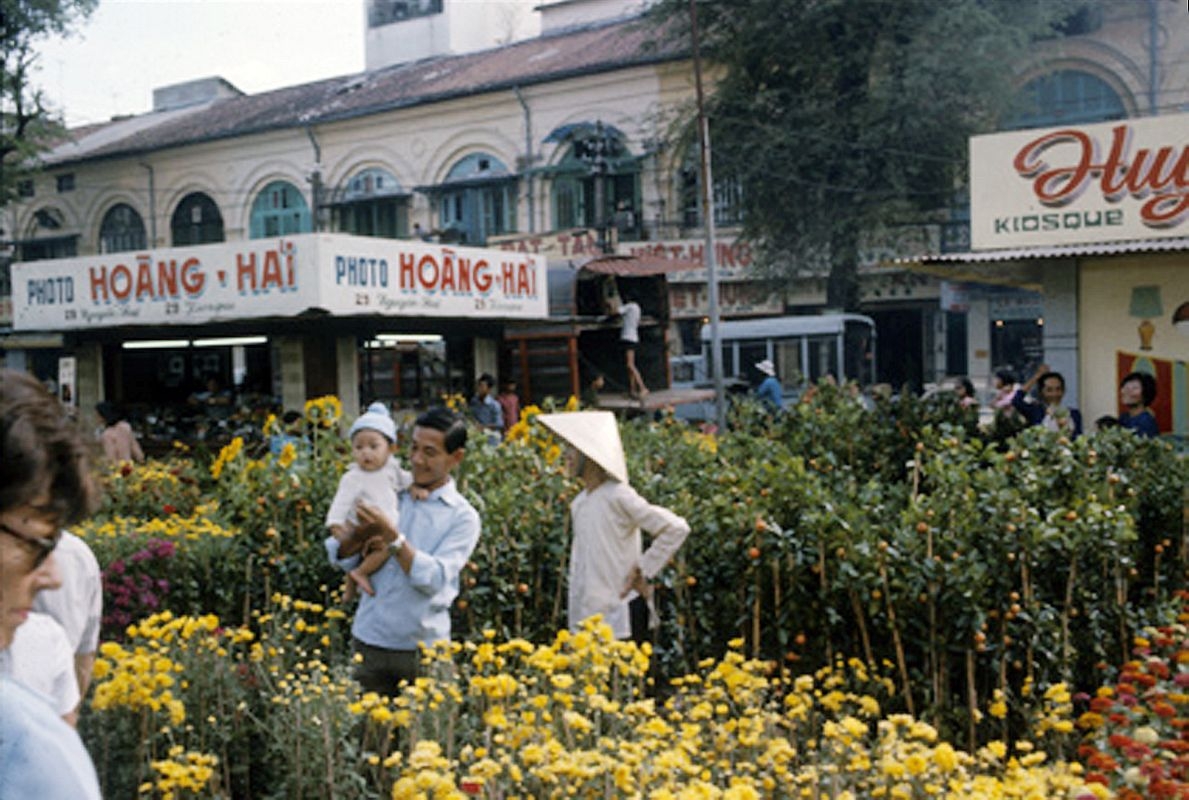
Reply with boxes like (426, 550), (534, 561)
(413, 173), (519, 193)
(575, 253), (703, 277)
(890, 236), (1189, 291)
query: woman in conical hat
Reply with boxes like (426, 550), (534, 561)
(536, 411), (689, 643)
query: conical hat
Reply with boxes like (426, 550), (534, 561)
(536, 411), (628, 484)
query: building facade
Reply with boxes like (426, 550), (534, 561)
(1, 0), (1184, 434)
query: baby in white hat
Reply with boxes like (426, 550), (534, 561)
(325, 402), (426, 600)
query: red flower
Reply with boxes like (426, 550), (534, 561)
(1088, 751), (1120, 771)
(162, 504), (177, 515)
(1155, 701), (1178, 718)
(1109, 733), (1134, 750)
(1090, 696), (1115, 713)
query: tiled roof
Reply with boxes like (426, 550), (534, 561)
(44, 15), (685, 167)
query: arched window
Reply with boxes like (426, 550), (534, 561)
(249, 181), (311, 239)
(431, 153), (516, 245)
(333, 167), (409, 239)
(1006, 69), (1127, 130)
(17, 206), (77, 262)
(545, 123), (640, 238)
(678, 142), (743, 230)
(171, 192), (224, 246)
(99, 203), (147, 253)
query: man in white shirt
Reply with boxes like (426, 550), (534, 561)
(608, 289), (649, 400)
(3, 612), (80, 725)
(32, 530), (103, 711)
(538, 411), (688, 643)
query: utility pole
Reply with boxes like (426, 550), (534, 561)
(586, 121), (613, 254)
(690, 0), (726, 431)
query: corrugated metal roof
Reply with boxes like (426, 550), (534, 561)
(43, 15), (686, 168)
(895, 236), (1189, 265)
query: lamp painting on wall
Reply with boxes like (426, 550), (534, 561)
(1129, 285), (1163, 351)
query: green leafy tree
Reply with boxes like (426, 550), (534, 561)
(653, 0), (1083, 309)
(0, 0), (97, 204)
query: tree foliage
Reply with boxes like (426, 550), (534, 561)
(652, 0), (1085, 309)
(0, 0), (97, 205)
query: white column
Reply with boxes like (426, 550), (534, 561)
(277, 337), (306, 413)
(1040, 262), (1080, 409)
(335, 335), (360, 416)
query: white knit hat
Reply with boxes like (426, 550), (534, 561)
(536, 411), (628, 484)
(756, 359), (775, 377)
(349, 401), (396, 442)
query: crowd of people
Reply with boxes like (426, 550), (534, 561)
(747, 357), (1163, 442)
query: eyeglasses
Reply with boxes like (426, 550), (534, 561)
(0, 520), (59, 569)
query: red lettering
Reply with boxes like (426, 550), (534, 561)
(418, 254), (440, 289)
(89, 266), (109, 302)
(1013, 124), (1189, 229)
(237, 252), (258, 292)
(157, 259), (179, 297)
(1143, 193), (1189, 228)
(285, 243), (295, 288)
(260, 250), (283, 290)
(474, 261), (491, 293)
(440, 251), (456, 292)
(456, 259), (472, 292)
(110, 265), (132, 301)
(134, 259), (155, 299)
(180, 258), (204, 295)
(1013, 129), (1094, 206)
(398, 253), (417, 289)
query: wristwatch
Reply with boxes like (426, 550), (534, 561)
(389, 533), (407, 554)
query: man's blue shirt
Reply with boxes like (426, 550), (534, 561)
(471, 395), (504, 429)
(755, 376), (783, 410)
(326, 478), (480, 651)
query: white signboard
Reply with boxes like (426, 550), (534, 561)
(12, 234), (548, 331)
(317, 235), (546, 318)
(970, 113), (1189, 250)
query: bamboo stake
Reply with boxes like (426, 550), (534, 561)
(879, 559), (914, 716)
(1061, 559), (1077, 682)
(753, 566), (762, 659)
(243, 554), (254, 627)
(999, 613), (1009, 744)
(848, 588), (874, 668)
(1021, 546), (1035, 686)
(818, 538), (833, 664)
(322, 713), (335, 799)
(927, 524), (940, 711)
(966, 648), (978, 753)
(772, 559), (782, 644)
(553, 513), (571, 627)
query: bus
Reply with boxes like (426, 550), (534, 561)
(699, 312), (877, 395)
